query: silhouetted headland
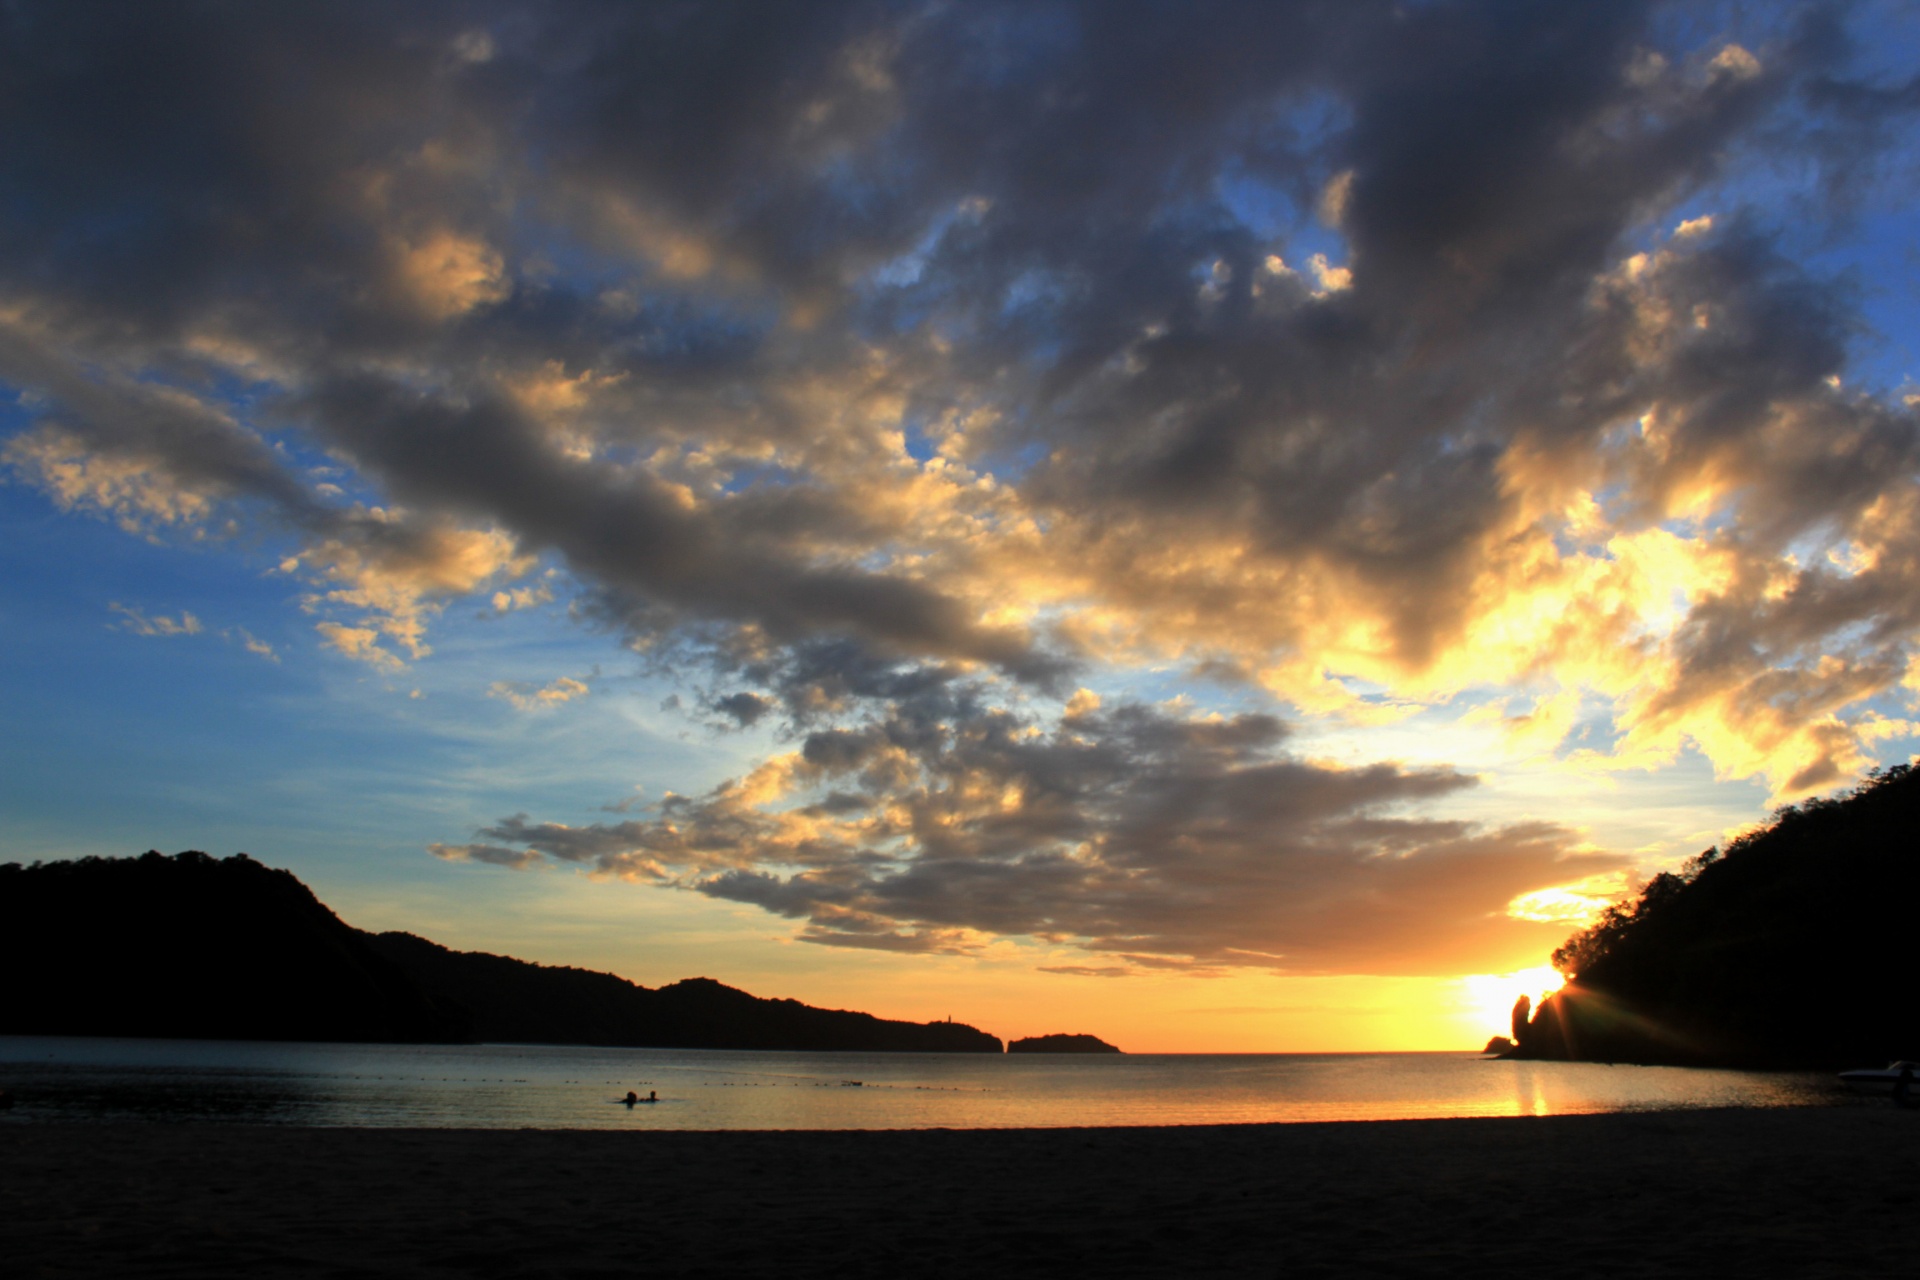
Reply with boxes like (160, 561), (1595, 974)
(1507, 762), (1920, 1068)
(0, 851), (1001, 1052)
(1007, 1033), (1122, 1054)
(365, 928), (1001, 1052)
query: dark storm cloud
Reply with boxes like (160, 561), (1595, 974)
(6, 1), (1920, 967)
(436, 690), (1623, 974)
(710, 691), (775, 728)
(3, 4), (1908, 670)
(292, 372), (1066, 679)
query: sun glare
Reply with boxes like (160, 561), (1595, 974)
(1461, 965), (1566, 1039)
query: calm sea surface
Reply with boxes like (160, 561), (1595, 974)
(0, 1036), (1843, 1130)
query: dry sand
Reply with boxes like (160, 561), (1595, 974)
(5, 1107), (1917, 1277)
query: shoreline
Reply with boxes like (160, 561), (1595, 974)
(6, 1105), (1913, 1276)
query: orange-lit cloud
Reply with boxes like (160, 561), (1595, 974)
(488, 674), (591, 712)
(435, 690), (1628, 975)
(4, 0), (1917, 983)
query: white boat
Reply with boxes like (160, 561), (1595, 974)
(1838, 1061), (1920, 1094)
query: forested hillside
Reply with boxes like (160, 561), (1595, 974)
(0, 851), (465, 1043)
(0, 851), (1000, 1052)
(365, 930), (1002, 1052)
(1510, 764), (1920, 1067)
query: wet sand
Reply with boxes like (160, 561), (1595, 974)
(4, 1107), (1915, 1277)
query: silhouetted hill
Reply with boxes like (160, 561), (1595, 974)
(0, 851), (466, 1043)
(1510, 763), (1920, 1068)
(0, 852), (1001, 1052)
(1007, 1033), (1122, 1054)
(366, 932), (1002, 1052)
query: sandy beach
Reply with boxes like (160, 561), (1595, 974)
(5, 1106), (1916, 1277)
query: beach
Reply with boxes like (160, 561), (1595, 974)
(5, 1106), (1914, 1277)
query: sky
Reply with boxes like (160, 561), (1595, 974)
(4, 0), (1920, 1052)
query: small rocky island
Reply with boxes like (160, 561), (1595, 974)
(1007, 1033), (1122, 1054)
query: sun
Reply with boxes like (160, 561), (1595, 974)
(1460, 965), (1566, 1039)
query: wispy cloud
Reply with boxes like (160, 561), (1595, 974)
(488, 675), (591, 712)
(108, 603), (201, 638)
(226, 628), (279, 663)
(107, 604), (283, 665)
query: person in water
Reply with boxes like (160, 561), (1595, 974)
(622, 1090), (658, 1106)
(1894, 1064), (1917, 1110)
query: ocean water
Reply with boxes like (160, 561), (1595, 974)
(0, 1036), (1843, 1130)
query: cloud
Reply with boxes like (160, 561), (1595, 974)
(226, 628), (279, 663)
(108, 605), (282, 664)
(429, 842), (545, 870)
(316, 621), (404, 672)
(435, 688), (1627, 975)
(491, 580), (555, 613)
(3, 1), (1920, 970)
(287, 515), (536, 665)
(488, 675), (591, 712)
(390, 229), (509, 320)
(108, 603), (202, 638)
(711, 691), (775, 727)
(7, 426), (219, 537)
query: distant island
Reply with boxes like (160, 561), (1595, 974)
(1008, 1033), (1122, 1054)
(1506, 762), (1920, 1069)
(0, 851), (1002, 1053)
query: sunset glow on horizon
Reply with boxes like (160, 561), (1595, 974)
(4, 0), (1919, 1051)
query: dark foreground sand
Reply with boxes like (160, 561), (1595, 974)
(5, 1108), (1917, 1278)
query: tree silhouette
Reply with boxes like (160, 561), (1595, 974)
(1511, 763), (1920, 1067)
